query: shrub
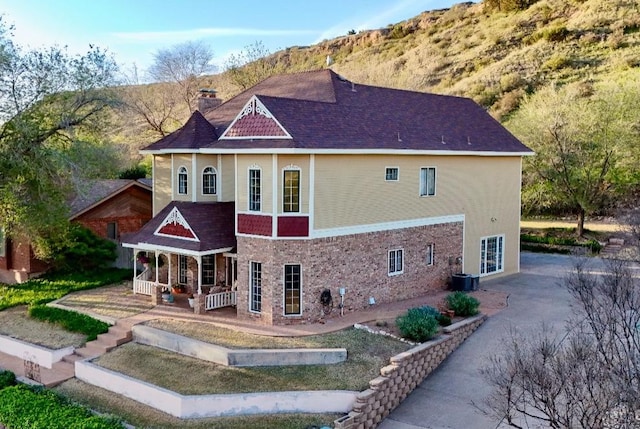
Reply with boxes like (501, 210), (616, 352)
(396, 307), (439, 342)
(445, 292), (480, 317)
(51, 224), (117, 273)
(29, 305), (110, 341)
(0, 384), (123, 429)
(0, 370), (16, 390)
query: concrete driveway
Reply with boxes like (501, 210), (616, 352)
(379, 252), (590, 429)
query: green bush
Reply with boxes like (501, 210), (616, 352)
(396, 308), (439, 342)
(0, 370), (16, 390)
(0, 384), (123, 429)
(29, 305), (110, 341)
(51, 224), (117, 273)
(445, 292), (480, 317)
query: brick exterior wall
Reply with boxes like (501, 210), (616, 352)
(334, 315), (486, 429)
(236, 222), (463, 325)
(0, 238), (48, 284)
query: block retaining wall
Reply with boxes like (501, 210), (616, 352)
(334, 314), (486, 429)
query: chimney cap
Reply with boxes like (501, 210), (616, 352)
(198, 88), (218, 97)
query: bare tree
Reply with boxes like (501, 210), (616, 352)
(148, 40), (215, 112)
(482, 258), (640, 428)
(225, 41), (283, 90)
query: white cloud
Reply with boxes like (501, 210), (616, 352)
(112, 27), (316, 44)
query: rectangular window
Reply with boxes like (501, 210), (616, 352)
(419, 167), (436, 197)
(426, 243), (434, 266)
(202, 255), (215, 284)
(388, 249), (404, 276)
(106, 222), (117, 240)
(250, 261), (262, 313)
(283, 170), (300, 213)
(249, 169), (261, 211)
(385, 167), (399, 181)
(284, 264), (301, 315)
(480, 235), (504, 275)
(179, 255), (188, 284)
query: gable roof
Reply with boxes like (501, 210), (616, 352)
(69, 179), (152, 219)
(120, 202), (236, 254)
(143, 69), (532, 155)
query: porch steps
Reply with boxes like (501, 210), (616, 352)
(600, 237), (624, 258)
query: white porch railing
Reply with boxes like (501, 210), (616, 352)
(205, 291), (236, 310)
(133, 269), (156, 296)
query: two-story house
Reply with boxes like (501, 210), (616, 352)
(122, 69), (532, 326)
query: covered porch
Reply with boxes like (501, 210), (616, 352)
(121, 201), (237, 314)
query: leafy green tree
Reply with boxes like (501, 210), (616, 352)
(508, 81), (640, 236)
(50, 224), (117, 273)
(0, 20), (121, 259)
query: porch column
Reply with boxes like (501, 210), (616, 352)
(196, 255), (202, 295)
(154, 252), (159, 283)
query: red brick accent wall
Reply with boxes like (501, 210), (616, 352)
(237, 214), (272, 236)
(236, 222), (463, 325)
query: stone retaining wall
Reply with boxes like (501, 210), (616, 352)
(334, 314), (486, 429)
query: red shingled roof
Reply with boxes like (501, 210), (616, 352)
(143, 69), (532, 154)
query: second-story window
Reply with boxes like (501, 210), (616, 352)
(283, 169), (300, 213)
(419, 167), (436, 197)
(202, 166), (217, 195)
(249, 168), (261, 211)
(178, 166), (188, 195)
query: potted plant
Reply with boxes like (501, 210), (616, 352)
(161, 287), (172, 303)
(188, 294), (195, 308)
(137, 254), (150, 269)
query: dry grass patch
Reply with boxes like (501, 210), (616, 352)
(56, 281), (154, 319)
(95, 327), (410, 394)
(55, 379), (340, 429)
(0, 306), (86, 349)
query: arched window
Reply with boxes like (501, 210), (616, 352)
(202, 166), (217, 195)
(178, 166), (188, 195)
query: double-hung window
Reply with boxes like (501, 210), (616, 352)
(249, 168), (261, 211)
(388, 249), (404, 276)
(202, 255), (215, 284)
(284, 264), (301, 315)
(283, 170), (300, 213)
(419, 167), (436, 197)
(202, 167), (217, 195)
(480, 235), (504, 275)
(178, 166), (188, 195)
(178, 255), (188, 284)
(249, 261), (262, 312)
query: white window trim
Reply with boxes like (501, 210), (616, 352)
(282, 165), (301, 214)
(480, 234), (505, 277)
(426, 243), (434, 266)
(201, 165), (218, 196)
(388, 248), (404, 276)
(419, 166), (437, 197)
(249, 261), (262, 314)
(385, 166), (399, 182)
(248, 165), (262, 213)
(177, 165), (188, 195)
(283, 263), (302, 316)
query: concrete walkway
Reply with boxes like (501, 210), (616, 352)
(378, 252), (602, 429)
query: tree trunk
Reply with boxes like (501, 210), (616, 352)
(577, 208), (585, 237)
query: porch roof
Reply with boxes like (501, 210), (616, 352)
(121, 201), (236, 253)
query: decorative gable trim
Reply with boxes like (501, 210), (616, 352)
(220, 95), (292, 140)
(154, 207), (200, 242)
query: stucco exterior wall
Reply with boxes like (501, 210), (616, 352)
(221, 154), (235, 202)
(236, 154), (274, 214)
(172, 153), (194, 202)
(153, 155), (172, 216)
(276, 155), (310, 214)
(195, 154), (220, 202)
(236, 221), (463, 325)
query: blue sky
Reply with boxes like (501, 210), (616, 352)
(2, 0), (464, 75)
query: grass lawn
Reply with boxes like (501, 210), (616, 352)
(0, 306), (85, 349)
(95, 325), (411, 394)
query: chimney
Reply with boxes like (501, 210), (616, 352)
(197, 89), (222, 113)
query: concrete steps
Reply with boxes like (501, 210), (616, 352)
(600, 237), (624, 257)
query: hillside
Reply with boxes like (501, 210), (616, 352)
(264, 0), (640, 120)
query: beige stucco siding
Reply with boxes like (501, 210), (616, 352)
(313, 154), (522, 276)
(236, 155), (274, 213)
(153, 155), (172, 216)
(277, 155), (310, 214)
(195, 154), (220, 202)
